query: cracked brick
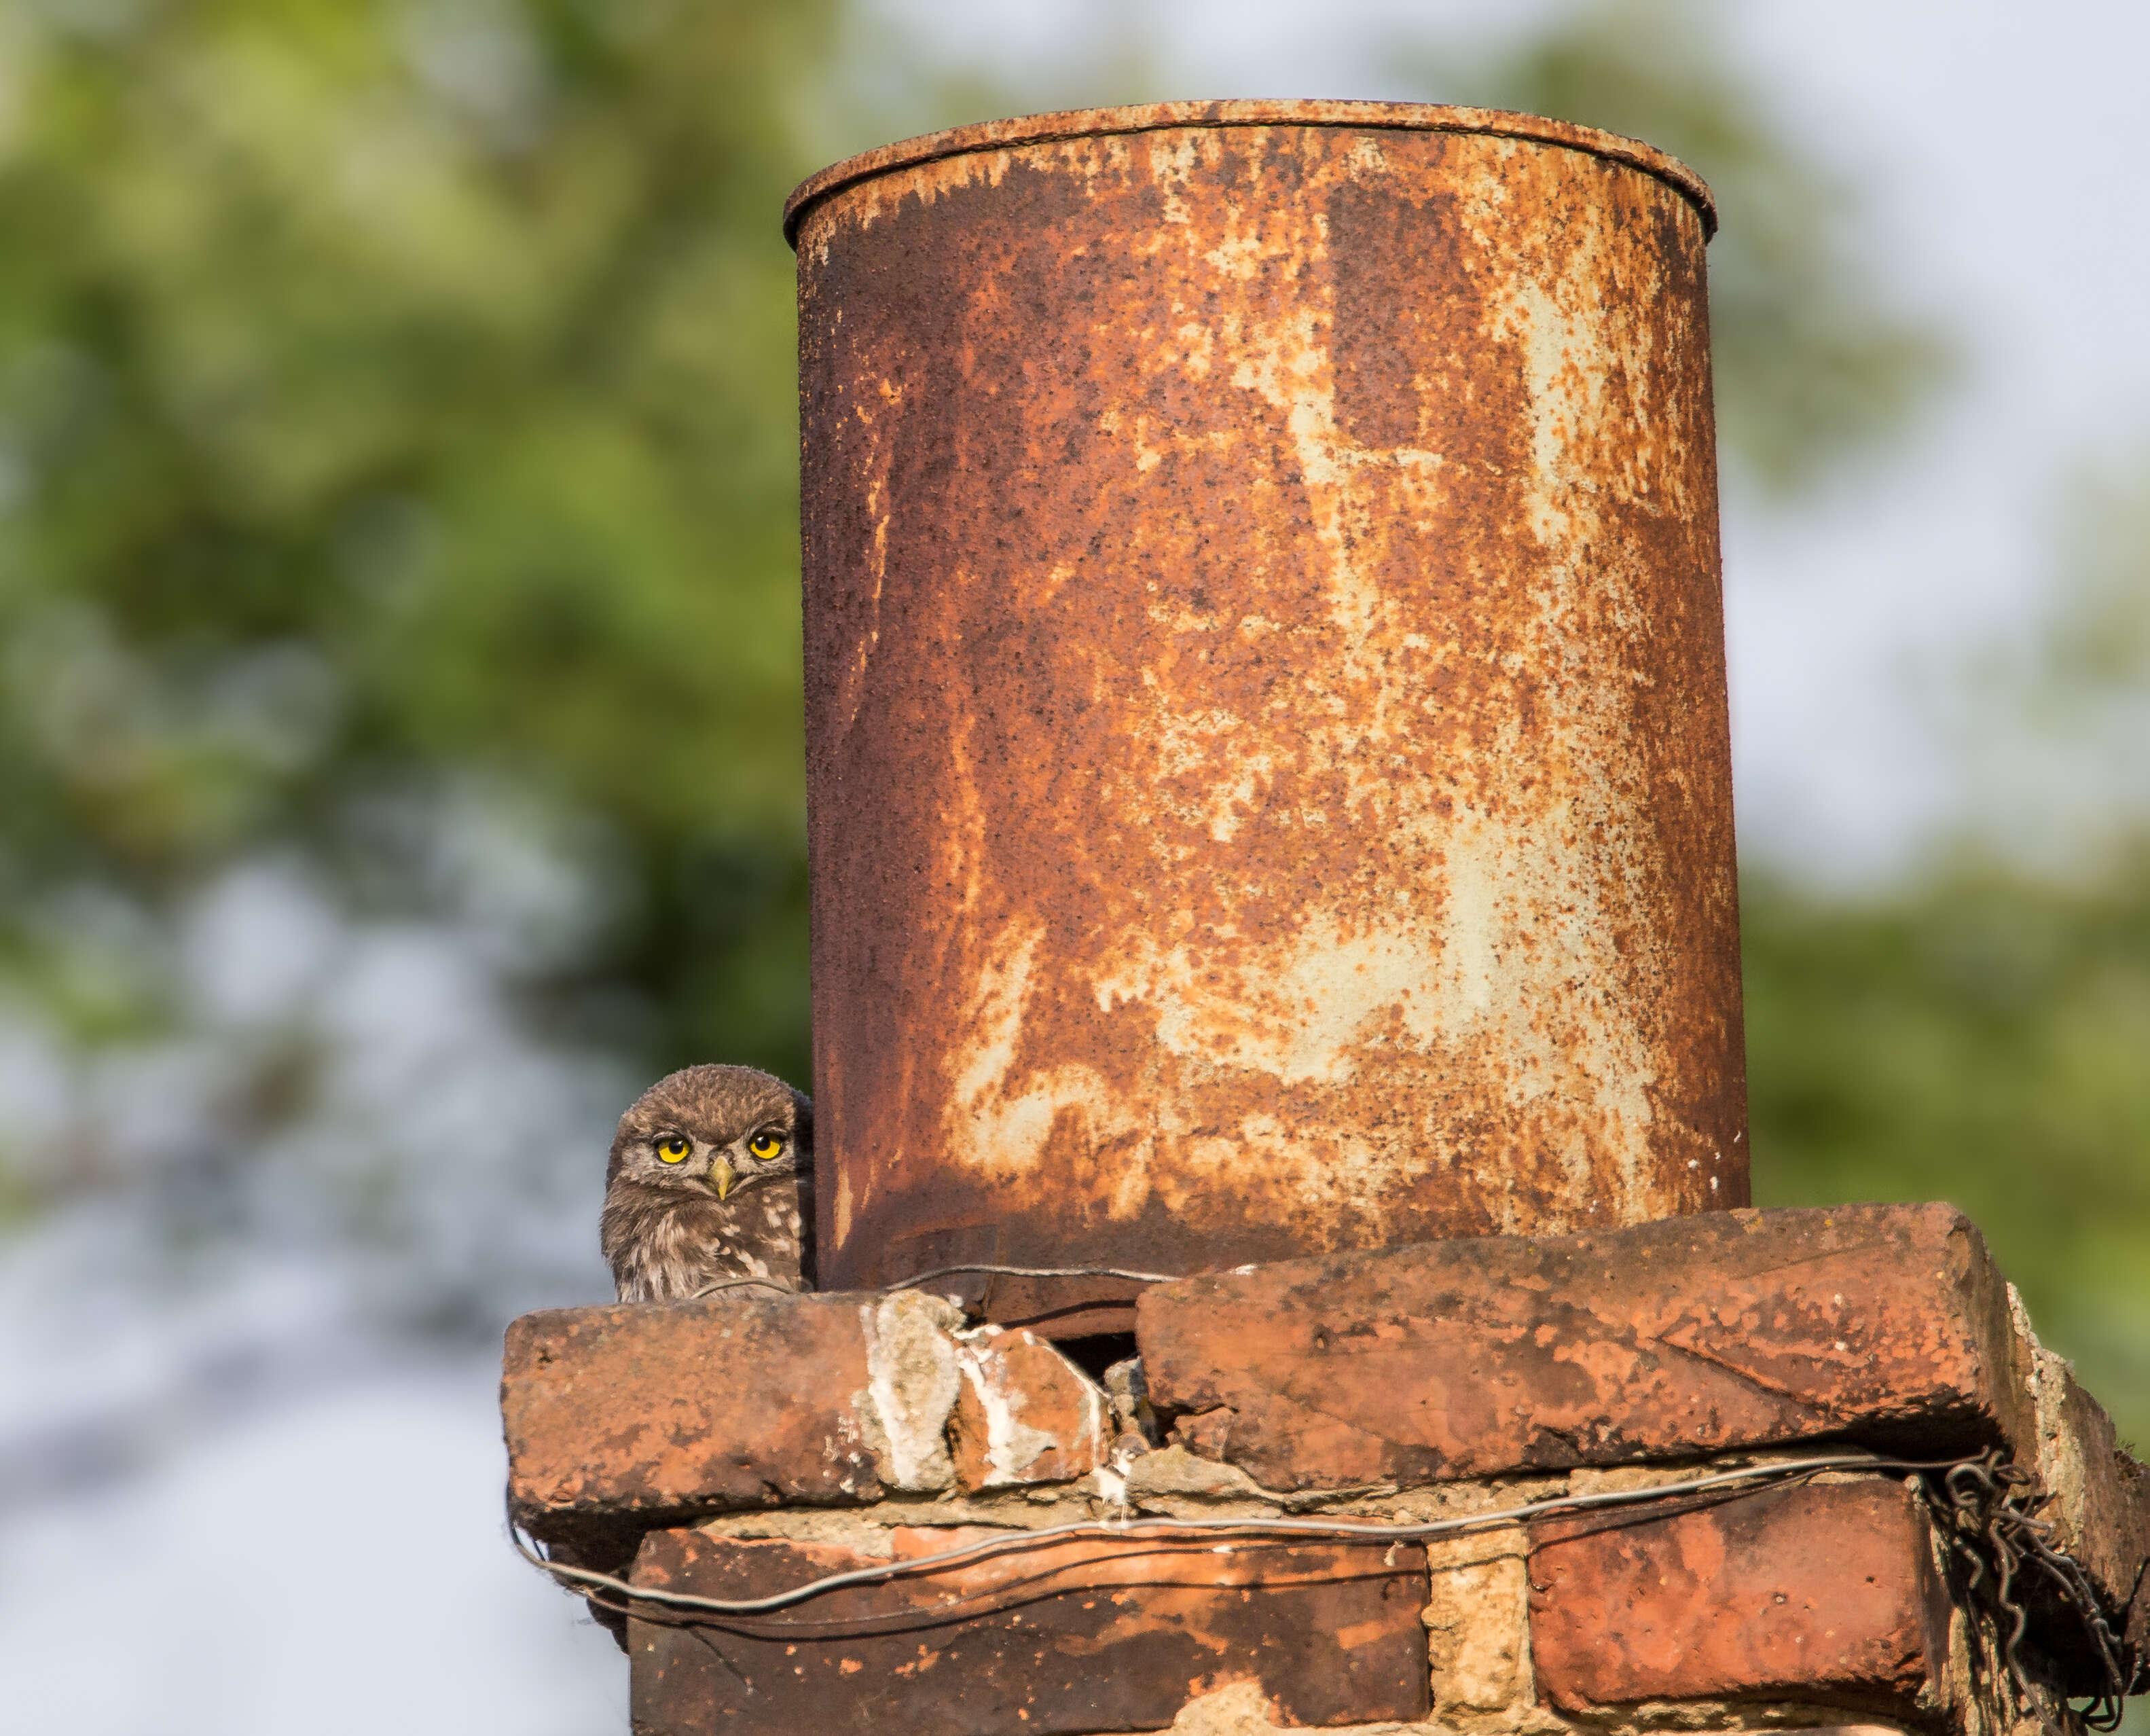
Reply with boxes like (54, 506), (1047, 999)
(1138, 1204), (2030, 1491)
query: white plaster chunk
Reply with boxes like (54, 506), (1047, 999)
(857, 1290), (964, 1492)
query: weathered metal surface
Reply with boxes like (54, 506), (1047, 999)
(629, 1524), (1431, 1734)
(782, 101), (1717, 242)
(791, 100), (1748, 1320)
(1137, 1204), (2030, 1492)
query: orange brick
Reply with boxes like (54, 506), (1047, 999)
(1528, 1477), (1949, 1713)
(1139, 1204), (2028, 1491)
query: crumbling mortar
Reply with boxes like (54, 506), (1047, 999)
(1343, 1475), (1573, 1527)
(1563, 1445), (1894, 1496)
(691, 1482), (1095, 1544)
(687, 1508), (900, 1552)
(680, 1448), (1936, 1542)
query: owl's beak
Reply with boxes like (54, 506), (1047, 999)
(709, 1155), (738, 1200)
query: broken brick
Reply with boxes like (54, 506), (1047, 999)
(2009, 1300), (2150, 1692)
(503, 1290), (968, 1545)
(949, 1326), (1108, 1490)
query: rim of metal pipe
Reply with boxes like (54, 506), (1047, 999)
(782, 98), (1717, 247)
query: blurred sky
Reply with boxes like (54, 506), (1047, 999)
(6, 3), (2147, 1731)
(874, 0), (2150, 882)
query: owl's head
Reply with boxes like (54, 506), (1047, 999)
(606, 1064), (811, 1199)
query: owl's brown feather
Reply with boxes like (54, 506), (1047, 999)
(600, 1064), (814, 1303)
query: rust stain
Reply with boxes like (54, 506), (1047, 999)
(794, 104), (1747, 1320)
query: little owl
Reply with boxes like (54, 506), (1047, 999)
(600, 1064), (814, 1303)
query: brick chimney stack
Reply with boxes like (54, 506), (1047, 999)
(501, 104), (2149, 1736)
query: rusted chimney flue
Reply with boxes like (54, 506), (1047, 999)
(788, 101), (1749, 1331)
(505, 105), (2149, 1736)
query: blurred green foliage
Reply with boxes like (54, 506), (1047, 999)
(0, 0), (829, 1118)
(2025, 456), (2150, 827)
(1738, 448), (2150, 1450)
(1747, 863), (2150, 1443)
(0, 0), (2143, 1441)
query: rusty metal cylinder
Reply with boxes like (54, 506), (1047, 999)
(786, 101), (1749, 1323)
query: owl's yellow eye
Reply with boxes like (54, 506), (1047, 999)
(746, 1131), (784, 1163)
(654, 1134), (691, 1163)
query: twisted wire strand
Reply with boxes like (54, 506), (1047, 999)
(511, 1452), (1935, 1616)
(567, 1532), (1409, 1638)
(1917, 1457), (2136, 1730)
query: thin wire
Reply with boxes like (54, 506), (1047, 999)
(510, 1451), (1932, 1618)
(891, 1262), (1182, 1291)
(683, 1263), (1182, 1304)
(570, 1534), (1413, 1636)
(687, 1276), (803, 1300)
